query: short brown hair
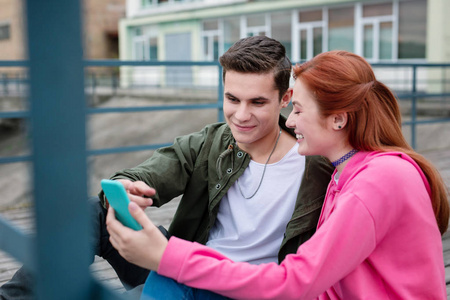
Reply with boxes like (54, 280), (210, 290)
(219, 36), (292, 100)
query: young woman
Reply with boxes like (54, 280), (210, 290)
(106, 51), (449, 299)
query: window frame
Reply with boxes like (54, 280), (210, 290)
(0, 22), (11, 41)
(240, 13), (271, 38)
(292, 8), (327, 62)
(355, 1), (398, 62)
(201, 19), (223, 61)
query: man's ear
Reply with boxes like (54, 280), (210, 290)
(281, 88), (293, 108)
(332, 112), (348, 130)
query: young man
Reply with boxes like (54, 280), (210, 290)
(0, 36), (333, 299)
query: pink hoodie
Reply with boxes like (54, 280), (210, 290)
(158, 151), (446, 299)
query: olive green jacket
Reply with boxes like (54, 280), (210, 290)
(100, 116), (333, 262)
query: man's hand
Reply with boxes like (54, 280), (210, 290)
(106, 201), (168, 271)
(116, 179), (156, 210)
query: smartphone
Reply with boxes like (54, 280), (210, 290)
(101, 179), (143, 231)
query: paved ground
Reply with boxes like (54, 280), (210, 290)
(0, 196), (181, 294)
(0, 95), (449, 297)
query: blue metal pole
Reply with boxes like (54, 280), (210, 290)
(411, 65), (417, 150)
(25, 0), (92, 299)
(217, 64), (224, 122)
(2, 73), (7, 96)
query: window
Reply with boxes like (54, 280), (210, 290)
(299, 10), (322, 23)
(398, 0), (426, 59)
(313, 27), (323, 57)
(328, 7), (354, 52)
(132, 26), (158, 60)
(358, 2), (395, 61)
(293, 9), (326, 61)
(0, 23), (11, 41)
(242, 14), (270, 37)
(363, 24), (373, 59)
(271, 11), (292, 58)
(202, 35), (219, 60)
(142, 0), (191, 8)
(380, 21), (393, 60)
(363, 2), (393, 17)
(149, 37), (158, 60)
(133, 38), (146, 60)
(223, 16), (240, 51)
(201, 20), (221, 61)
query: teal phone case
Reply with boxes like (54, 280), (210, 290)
(101, 179), (143, 231)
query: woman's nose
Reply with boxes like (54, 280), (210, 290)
(286, 110), (295, 128)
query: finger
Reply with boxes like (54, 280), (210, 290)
(116, 179), (132, 190)
(128, 193), (153, 208)
(108, 234), (119, 249)
(128, 201), (154, 229)
(133, 181), (156, 197)
(122, 180), (154, 197)
(106, 207), (129, 237)
(106, 206), (116, 224)
(119, 180), (154, 207)
(106, 207), (119, 235)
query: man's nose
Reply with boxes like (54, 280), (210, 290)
(235, 104), (251, 121)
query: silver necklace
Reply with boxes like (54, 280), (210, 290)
(237, 128), (282, 199)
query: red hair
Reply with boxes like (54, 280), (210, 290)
(294, 51), (449, 235)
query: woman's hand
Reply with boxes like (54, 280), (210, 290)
(106, 201), (168, 271)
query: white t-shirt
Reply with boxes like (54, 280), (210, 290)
(206, 143), (305, 264)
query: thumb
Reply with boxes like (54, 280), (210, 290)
(128, 201), (154, 229)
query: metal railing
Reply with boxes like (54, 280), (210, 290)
(2, 62), (450, 160)
(372, 62), (450, 149)
(0, 10), (450, 298)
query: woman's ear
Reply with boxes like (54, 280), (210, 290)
(332, 112), (348, 130)
(281, 88), (293, 108)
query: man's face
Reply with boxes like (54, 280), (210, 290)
(223, 71), (290, 152)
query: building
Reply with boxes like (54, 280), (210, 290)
(0, 0), (126, 103)
(83, 0), (127, 60)
(121, 0), (449, 63)
(0, 0), (126, 65)
(118, 0), (450, 90)
(0, 0), (26, 70)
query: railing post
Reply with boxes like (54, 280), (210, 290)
(217, 64), (224, 122)
(2, 73), (7, 96)
(410, 65), (417, 150)
(16, 73), (21, 95)
(112, 72), (118, 95)
(25, 0), (93, 299)
(92, 73), (97, 98)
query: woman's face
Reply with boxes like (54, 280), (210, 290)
(286, 79), (336, 158)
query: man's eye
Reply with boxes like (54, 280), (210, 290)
(253, 100), (267, 105)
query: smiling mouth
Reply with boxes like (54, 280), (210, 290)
(296, 133), (304, 140)
(234, 124), (255, 131)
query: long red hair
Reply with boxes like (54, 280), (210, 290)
(294, 50), (449, 235)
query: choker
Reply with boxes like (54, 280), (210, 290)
(331, 149), (358, 167)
